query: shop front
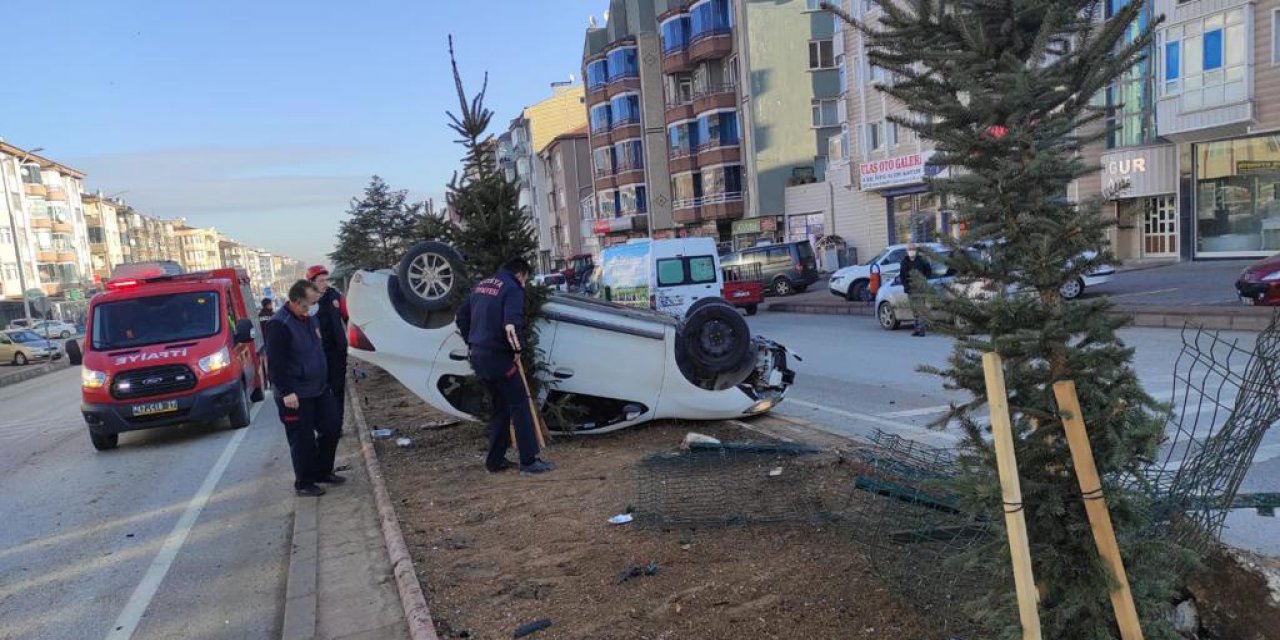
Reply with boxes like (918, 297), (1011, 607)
(730, 215), (784, 249)
(859, 151), (952, 245)
(1100, 144), (1178, 261)
(1183, 134), (1280, 259)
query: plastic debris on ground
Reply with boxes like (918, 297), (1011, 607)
(422, 418), (461, 429)
(607, 513), (633, 525)
(681, 432), (721, 450)
(512, 618), (552, 638)
(396, 437), (413, 448)
(768, 466), (784, 477)
(617, 559), (660, 584)
(370, 428), (394, 439)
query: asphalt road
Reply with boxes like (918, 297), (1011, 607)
(748, 311), (1280, 556)
(0, 368), (295, 640)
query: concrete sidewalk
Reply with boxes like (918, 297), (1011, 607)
(0, 359), (69, 388)
(283, 419), (409, 640)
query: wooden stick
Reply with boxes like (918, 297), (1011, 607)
(514, 357), (549, 448)
(982, 352), (1043, 640)
(1053, 381), (1145, 640)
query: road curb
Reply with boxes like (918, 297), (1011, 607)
(347, 374), (441, 640)
(281, 493), (319, 640)
(0, 360), (67, 388)
(766, 301), (1277, 331)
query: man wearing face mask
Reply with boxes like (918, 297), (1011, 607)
(899, 244), (933, 337)
(267, 279), (344, 496)
(307, 265), (349, 430)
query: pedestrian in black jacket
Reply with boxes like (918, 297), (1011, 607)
(267, 279), (345, 497)
(899, 244), (934, 337)
(307, 265), (349, 431)
(455, 257), (555, 475)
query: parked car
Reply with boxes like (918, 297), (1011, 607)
(720, 241), (819, 296)
(1236, 252), (1280, 306)
(534, 273), (568, 291)
(874, 249), (967, 330)
(7, 319), (32, 330)
(1059, 250), (1117, 300)
(722, 263), (764, 316)
(0, 329), (63, 365)
(29, 320), (77, 339)
(829, 243), (946, 302)
(348, 241), (797, 434)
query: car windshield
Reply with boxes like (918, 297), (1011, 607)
(92, 291), (221, 350)
(7, 331), (42, 343)
(865, 248), (892, 266)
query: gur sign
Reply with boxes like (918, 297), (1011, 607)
(1101, 146), (1176, 199)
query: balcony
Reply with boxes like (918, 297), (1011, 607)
(699, 193), (745, 221)
(52, 221), (74, 233)
(663, 48), (693, 74)
(24, 183), (46, 198)
(697, 143), (741, 166)
(29, 217), (52, 230)
(673, 199), (701, 224)
(689, 30), (732, 65)
(57, 250), (77, 262)
(669, 153), (697, 174)
(693, 84), (737, 114)
(594, 174), (618, 192)
(605, 76), (641, 99)
(1156, 93), (1253, 143)
(615, 167), (646, 186)
(665, 98), (695, 125)
(37, 250), (57, 263)
(590, 214), (649, 236)
(46, 188), (67, 202)
(609, 119), (643, 142)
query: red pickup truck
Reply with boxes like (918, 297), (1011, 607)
(722, 263), (764, 316)
(67, 262), (267, 451)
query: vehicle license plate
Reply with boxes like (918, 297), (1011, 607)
(132, 400), (179, 417)
(1241, 296), (1255, 306)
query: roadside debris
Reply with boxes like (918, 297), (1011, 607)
(395, 437), (413, 448)
(352, 366), (368, 380)
(370, 428), (394, 439)
(607, 513), (633, 526)
(512, 619), (552, 638)
(618, 560), (660, 584)
(422, 418), (461, 430)
(681, 432), (720, 449)
(768, 466), (784, 477)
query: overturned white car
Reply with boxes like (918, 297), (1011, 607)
(345, 242), (797, 434)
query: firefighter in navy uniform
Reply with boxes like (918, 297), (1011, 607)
(455, 257), (555, 475)
(307, 265), (350, 430)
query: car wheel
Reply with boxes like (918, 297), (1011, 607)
(773, 277), (794, 296)
(680, 300), (752, 375)
(877, 301), (901, 331)
(229, 381), (252, 429)
(848, 279), (869, 302)
(60, 330), (71, 338)
(13, 352), (27, 366)
(745, 304), (758, 316)
(397, 241), (467, 312)
(1060, 277), (1084, 300)
(90, 431), (119, 451)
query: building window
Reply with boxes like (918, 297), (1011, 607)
(672, 172), (703, 204)
(812, 99), (840, 127)
(837, 54), (848, 94)
(668, 75), (695, 105)
(669, 120), (697, 157)
(606, 46), (639, 82)
(1193, 135), (1280, 256)
(868, 63), (887, 85)
(804, 0), (822, 11)
(586, 59), (609, 90)
(809, 39), (835, 70)
(619, 184), (649, 215)
(1161, 10), (1247, 108)
(0, 228), (10, 244)
(593, 146), (616, 177)
(615, 139), (645, 171)
(696, 110), (740, 149)
(887, 121), (900, 147)
(661, 15), (691, 54)
(866, 122), (881, 152)
(590, 103), (612, 134)
(610, 93), (641, 127)
(691, 0), (732, 41)
(20, 164), (41, 185)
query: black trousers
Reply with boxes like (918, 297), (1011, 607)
(277, 390), (341, 489)
(474, 352), (539, 468)
(325, 348), (348, 428)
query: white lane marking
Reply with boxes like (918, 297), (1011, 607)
(1109, 288), (1180, 299)
(787, 398), (960, 446)
(878, 404), (952, 419)
(104, 424), (252, 640)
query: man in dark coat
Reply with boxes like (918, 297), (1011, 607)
(455, 257), (554, 475)
(307, 265), (349, 430)
(267, 279), (344, 496)
(899, 244), (934, 337)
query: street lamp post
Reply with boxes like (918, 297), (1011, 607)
(0, 145), (44, 324)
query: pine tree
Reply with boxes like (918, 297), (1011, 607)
(823, 1), (1194, 637)
(443, 36), (551, 404)
(329, 176), (425, 271)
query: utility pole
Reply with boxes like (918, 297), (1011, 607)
(0, 144), (43, 323)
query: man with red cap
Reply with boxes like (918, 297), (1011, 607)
(307, 264), (350, 427)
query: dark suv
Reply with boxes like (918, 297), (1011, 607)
(721, 241), (819, 296)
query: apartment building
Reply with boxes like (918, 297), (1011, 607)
(582, 0), (839, 250)
(1, 141), (93, 303)
(175, 222), (222, 272)
(83, 193), (127, 286)
(540, 125), (596, 262)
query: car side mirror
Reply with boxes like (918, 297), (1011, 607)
(234, 319), (255, 344)
(65, 339), (83, 366)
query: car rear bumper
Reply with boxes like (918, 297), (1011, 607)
(82, 379), (243, 434)
(1237, 279), (1280, 305)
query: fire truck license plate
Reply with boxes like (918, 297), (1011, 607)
(132, 400), (179, 417)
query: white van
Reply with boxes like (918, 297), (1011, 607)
(595, 238), (723, 318)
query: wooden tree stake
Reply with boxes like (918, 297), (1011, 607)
(982, 352), (1044, 640)
(1052, 380), (1145, 640)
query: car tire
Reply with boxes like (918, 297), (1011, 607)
(680, 299), (752, 375)
(13, 352), (27, 366)
(1060, 277), (1084, 301)
(773, 277), (794, 296)
(60, 331), (71, 339)
(229, 381), (252, 429)
(745, 304), (758, 316)
(877, 301), (901, 331)
(90, 431), (119, 451)
(397, 241), (467, 312)
(847, 279), (869, 302)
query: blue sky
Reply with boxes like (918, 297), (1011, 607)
(0, 0), (606, 267)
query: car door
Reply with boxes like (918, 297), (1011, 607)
(0, 333), (14, 361)
(878, 248), (907, 278)
(654, 254), (720, 317)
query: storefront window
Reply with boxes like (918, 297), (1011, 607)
(787, 213), (825, 243)
(891, 193), (944, 244)
(1194, 135), (1280, 255)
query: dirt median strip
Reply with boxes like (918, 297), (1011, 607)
(347, 374), (441, 640)
(0, 361), (67, 388)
